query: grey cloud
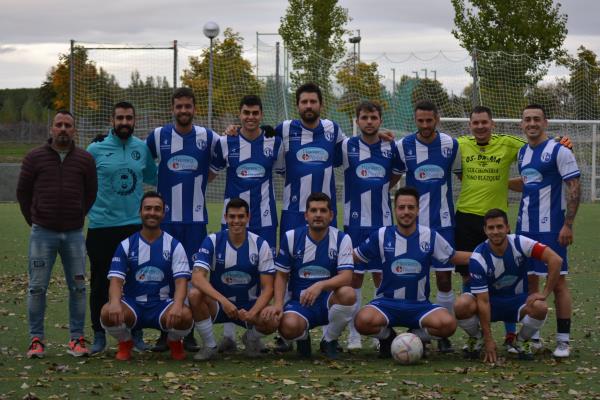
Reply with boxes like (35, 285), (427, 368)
(0, 46), (17, 54)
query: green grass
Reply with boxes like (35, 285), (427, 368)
(1, 203), (599, 399)
(0, 142), (38, 163)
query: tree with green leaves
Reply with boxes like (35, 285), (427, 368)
(181, 28), (260, 128)
(566, 46), (600, 120)
(279, 0), (350, 96)
(451, 0), (567, 117)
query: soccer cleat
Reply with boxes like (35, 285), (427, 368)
(132, 329), (150, 352)
(531, 338), (544, 353)
(115, 340), (134, 361)
(296, 333), (312, 358)
(516, 340), (534, 360)
(90, 331), (106, 355)
(378, 328), (397, 359)
(552, 341), (570, 358)
(168, 340), (186, 361)
(241, 330), (263, 357)
(27, 337), (45, 359)
(504, 332), (519, 354)
(462, 336), (483, 359)
(183, 332), (199, 352)
(217, 336), (238, 353)
(437, 337), (454, 353)
(152, 331), (168, 353)
(194, 346), (217, 361)
(321, 339), (340, 359)
(273, 335), (293, 352)
(347, 335), (362, 351)
(67, 336), (90, 357)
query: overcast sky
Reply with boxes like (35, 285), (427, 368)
(1, 0), (599, 90)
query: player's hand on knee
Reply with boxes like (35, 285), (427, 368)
(107, 302), (124, 326)
(483, 338), (497, 363)
(261, 305), (282, 322)
(525, 292), (546, 309)
(224, 124), (241, 136)
(238, 308), (256, 322)
(166, 303), (184, 328)
(221, 300), (239, 319)
(300, 284), (322, 306)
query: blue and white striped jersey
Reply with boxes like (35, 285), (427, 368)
(210, 131), (285, 229)
(356, 225), (454, 302)
(276, 226), (353, 301)
(397, 132), (461, 229)
(277, 119), (344, 213)
(108, 231), (190, 303)
(146, 124), (218, 224)
(342, 136), (404, 229)
(192, 231), (274, 303)
(469, 234), (541, 297)
(517, 139), (580, 234)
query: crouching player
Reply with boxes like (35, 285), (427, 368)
(189, 198), (278, 360)
(353, 186), (470, 358)
(100, 191), (194, 361)
(262, 192), (356, 359)
(454, 208), (562, 362)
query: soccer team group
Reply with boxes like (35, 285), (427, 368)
(17, 82), (581, 364)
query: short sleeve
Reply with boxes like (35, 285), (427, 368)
(468, 253), (488, 294)
(431, 232), (455, 266)
(275, 231), (293, 273)
(107, 240), (129, 281)
(391, 142), (406, 175)
(192, 234), (216, 272)
(337, 234), (354, 271)
(274, 138), (285, 175)
(210, 137), (227, 173)
(556, 146), (580, 181)
(515, 234), (538, 258)
(355, 229), (381, 263)
(171, 242), (191, 279)
(258, 240), (275, 274)
(452, 140), (462, 175)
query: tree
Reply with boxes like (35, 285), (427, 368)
(181, 28), (261, 128)
(335, 55), (385, 123)
(566, 46), (600, 120)
(279, 0), (350, 96)
(451, 0), (567, 117)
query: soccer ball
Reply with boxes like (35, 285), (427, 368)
(391, 333), (423, 364)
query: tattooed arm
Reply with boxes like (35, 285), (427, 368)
(558, 177), (581, 247)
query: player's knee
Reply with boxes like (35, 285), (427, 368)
(529, 300), (548, 320)
(99, 305), (112, 326)
(354, 308), (379, 335)
(279, 315), (306, 340)
(334, 286), (356, 305)
(436, 314), (457, 337)
(188, 287), (201, 305)
(454, 294), (476, 319)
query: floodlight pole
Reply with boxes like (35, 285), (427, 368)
(204, 22), (220, 129)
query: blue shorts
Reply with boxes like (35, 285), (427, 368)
(468, 293), (527, 323)
(283, 292), (331, 330)
(433, 227), (455, 271)
(162, 223), (207, 264)
(520, 232), (568, 276)
(122, 298), (172, 331)
(367, 297), (442, 329)
(280, 211), (337, 245)
(345, 226), (381, 273)
(212, 300), (256, 328)
(221, 224), (277, 254)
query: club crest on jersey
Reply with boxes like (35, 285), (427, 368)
(131, 150), (141, 160)
(521, 168), (543, 184)
(328, 248), (338, 260)
(263, 147), (273, 157)
(381, 149), (392, 158)
(420, 241), (430, 252)
(236, 163), (266, 178)
(162, 250), (171, 261)
(135, 266), (164, 283)
(296, 147), (329, 163)
(167, 155), (198, 172)
(414, 165), (444, 181)
(442, 147), (452, 158)
(390, 259), (422, 275)
(352, 211), (359, 219)
(196, 138), (207, 150)
(250, 253), (259, 266)
(541, 152), (552, 162)
(356, 163), (386, 179)
(298, 265), (331, 279)
(324, 130), (335, 142)
(221, 271), (252, 285)
(111, 168), (137, 196)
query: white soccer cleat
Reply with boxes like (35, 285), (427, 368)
(552, 341), (570, 358)
(194, 346), (217, 361)
(346, 335), (362, 351)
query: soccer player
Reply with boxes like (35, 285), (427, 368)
(17, 110), (97, 358)
(87, 101), (157, 354)
(146, 87), (219, 352)
(396, 101), (461, 352)
(100, 191), (194, 361)
(188, 198), (278, 360)
(515, 104), (581, 358)
(209, 95), (284, 251)
(341, 101), (404, 350)
(353, 186), (470, 358)
(454, 208), (562, 362)
(262, 192), (356, 359)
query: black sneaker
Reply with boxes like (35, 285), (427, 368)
(183, 331), (199, 352)
(319, 339), (343, 354)
(152, 331), (168, 352)
(378, 328), (397, 359)
(274, 335), (293, 352)
(437, 337), (454, 353)
(321, 339), (339, 359)
(296, 333), (312, 358)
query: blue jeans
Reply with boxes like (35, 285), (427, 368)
(28, 224), (87, 340)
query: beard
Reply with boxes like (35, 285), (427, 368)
(115, 125), (134, 140)
(300, 109), (320, 124)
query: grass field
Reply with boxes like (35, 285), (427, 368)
(0, 142), (38, 163)
(1, 202), (599, 399)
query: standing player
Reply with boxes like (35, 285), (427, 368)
(353, 187), (470, 358)
(515, 104), (581, 358)
(454, 208), (562, 362)
(100, 191), (193, 361)
(86, 101), (157, 354)
(396, 101), (461, 352)
(188, 198), (278, 360)
(209, 95), (284, 251)
(146, 87), (219, 352)
(341, 101), (404, 350)
(262, 193), (356, 359)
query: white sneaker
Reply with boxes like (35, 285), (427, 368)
(217, 336), (237, 353)
(347, 335), (362, 351)
(552, 341), (570, 358)
(241, 330), (263, 357)
(194, 346), (217, 361)
(531, 339), (544, 353)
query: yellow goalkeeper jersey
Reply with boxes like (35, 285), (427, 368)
(456, 133), (526, 215)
